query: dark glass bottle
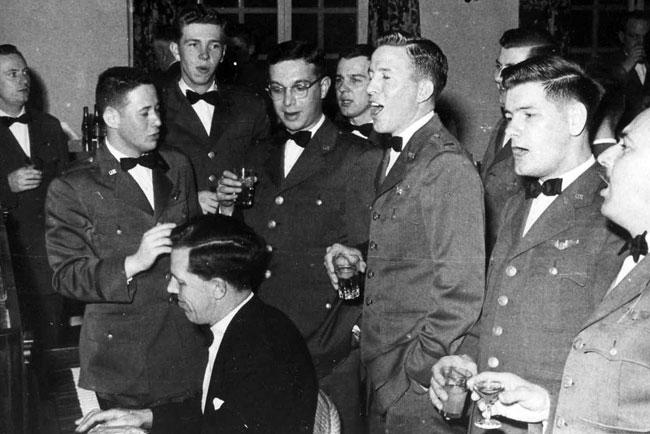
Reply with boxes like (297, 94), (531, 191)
(81, 106), (91, 153)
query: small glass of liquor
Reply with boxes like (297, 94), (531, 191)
(441, 367), (469, 420)
(333, 253), (362, 301)
(473, 379), (505, 429)
(235, 168), (257, 208)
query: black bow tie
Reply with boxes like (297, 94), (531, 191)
(387, 136), (403, 152)
(619, 231), (648, 263)
(342, 122), (374, 138)
(186, 90), (220, 106)
(281, 130), (312, 148)
(1, 113), (30, 127)
(524, 178), (563, 199)
(120, 152), (168, 172)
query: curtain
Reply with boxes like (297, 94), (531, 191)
(368, 0), (420, 44)
(520, 0), (572, 54)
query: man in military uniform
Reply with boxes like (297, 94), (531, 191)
(335, 44), (374, 140)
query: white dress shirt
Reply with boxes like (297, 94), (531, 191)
(283, 114), (326, 177)
(179, 79), (217, 136)
(201, 292), (254, 412)
(0, 107), (30, 157)
(522, 155), (596, 237)
(385, 111), (434, 175)
(636, 62), (647, 85)
(105, 139), (155, 210)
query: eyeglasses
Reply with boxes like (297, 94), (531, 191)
(266, 77), (322, 100)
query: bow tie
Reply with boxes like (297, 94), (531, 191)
(186, 90), (220, 106)
(120, 152), (168, 171)
(342, 122), (374, 138)
(524, 178), (562, 199)
(280, 130), (312, 148)
(387, 136), (403, 152)
(619, 231), (648, 263)
(1, 113), (30, 127)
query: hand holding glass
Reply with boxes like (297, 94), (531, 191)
(333, 253), (362, 300)
(474, 379), (505, 429)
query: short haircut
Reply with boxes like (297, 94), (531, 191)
(499, 28), (558, 57)
(174, 4), (225, 41)
(622, 10), (650, 30)
(502, 55), (604, 128)
(375, 32), (448, 100)
(171, 215), (271, 291)
(339, 44), (374, 61)
(267, 40), (325, 78)
(0, 44), (25, 60)
(95, 67), (153, 115)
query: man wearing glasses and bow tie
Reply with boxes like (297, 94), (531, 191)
(0, 44), (70, 349)
(46, 67), (206, 411)
(218, 39), (380, 433)
(161, 5), (271, 215)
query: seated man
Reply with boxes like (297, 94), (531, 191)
(74, 214), (319, 434)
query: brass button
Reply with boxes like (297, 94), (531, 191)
(207, 151), (215, 159)
(315, 199), (323, 206)
(367, 271), (375, 278)
(325, 303), (332, 310)
(107, 333), (114, 340)
(492, 326), (503, 336)
(563, 377), (574, 388)
(372, 212), (380, 220)
(266, 244), (273, 252)
(264, 269), (272, 279)
(549, 267), (558, 275)
(556, 417), (567, 428)
(497, 295), (508, 306)
(267, 220), (277, 229)
(369, 241), (377, 250)
(275, 196), (284, 205)
(573, 337), (584, 350)
(208, 174), (217, 183)
(116, 228), (122, 235)
(366, 298), (373, 305)
(487, 357), (499, 368)
(505, 265), (517, 277)
(609, 348), (618, 356)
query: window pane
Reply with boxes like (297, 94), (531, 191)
(245, 13), (277, 55)
(293, 0), (318, 8)
(324, 13), (356, 53)
(245, 0), (278, 7)
(293, 13), (318, 46)
(324, 0), (356, 7)
(220, 14), (240, 26)
(204, 0), (238, 7)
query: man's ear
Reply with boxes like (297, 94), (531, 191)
(211, 277), (228, 300)
(319, 76), (332, 100)
(416, 79), (435, 103)
(170, 41), (181, 62)
(103, 107), (120, 130)
(219, 44), (227, 64)
(567, 101), (588, 137)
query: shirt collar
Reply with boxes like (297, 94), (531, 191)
(178, 79), (218, 97)
(287, 114), (326, 137)
(393, 111), (434, 149)
(541, 154), (595, 191)
(104, 138), (136, 161)
(209, 292), (254, 338)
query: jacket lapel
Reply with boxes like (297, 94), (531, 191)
(209, 88), (234, 144)
(153, 163), (173, 221)
(165, 85), (210, 143)
(0, 124), (28, 161)
(263, 143), (284, 188)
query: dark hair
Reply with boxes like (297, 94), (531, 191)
(171, 215), (271, 291)
(153, 24), (177, 43)
(622, 10), (650, 30)
(95, 67), (153, 115)
(499, 28), (558, 57)
(174, 4), (226, 41)
(267, 40), (325, 78)
(375, 32), (448, 100)
(0, 44), (25, 60)
(502, 55), (604, 128)
(339, 44), (374, 61)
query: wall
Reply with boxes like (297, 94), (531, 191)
(0, 0), (129, 140)
(420, 0), (518, 160)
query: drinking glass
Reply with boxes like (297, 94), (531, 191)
(473, 379), (504, 429)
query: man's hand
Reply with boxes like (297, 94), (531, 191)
(622, 45), (647, 72)
(215, 170), (243, 216)
(125, 223), (176, 278)
(466, 371), (550, 423)
(429, 355), (476, 411)
(323, 243), (365, 289)
(8, 166), (42, 192)
(75, 408), (152, 433)
(198, 190), (219, 215)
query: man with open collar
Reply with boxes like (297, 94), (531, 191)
(325, 32), (485, 433)
(161, 5), (271, 215)
(429, 56), (625, 433)
(45, 67), (206, 410)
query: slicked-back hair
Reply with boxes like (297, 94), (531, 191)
(174, 4), (225, 41)
(339, 44), (374, 61)
(267, 40), (326, 78)
(95, 67), (153, 115)
(502, 55), (604, 128)
(375, 32), (448, 100)
(499, 28), (558, 57)
(0, 44), (25, 61)
(171, 215), (271, 292)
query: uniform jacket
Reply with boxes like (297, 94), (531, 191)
(361, 114), (485, 415)
(0, 109), (69, 294)
(552, 256), (650, 433)
(463, 164), (625, 433)
(45, 145), (207, 403)
(161, 81), (271, 192)
(243, 117), (382, 378)
(610, 51), (650, 132)
(480, 116), (522, 255)
(152, 296), (319, 434)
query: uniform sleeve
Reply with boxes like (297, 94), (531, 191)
(45, 177), (135, 303)
(405, 151), (486, 386)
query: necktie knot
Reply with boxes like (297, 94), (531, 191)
(524, 178), (562, 199)
(120, 152), (168, 172)
(342, 122), (374, 138)
(186, 90), (220, 106)
(619, 231), (648, 263)
(1, 113), (30, 127)
(281, 130), (312, 148)
(387, 136), (403, 152)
